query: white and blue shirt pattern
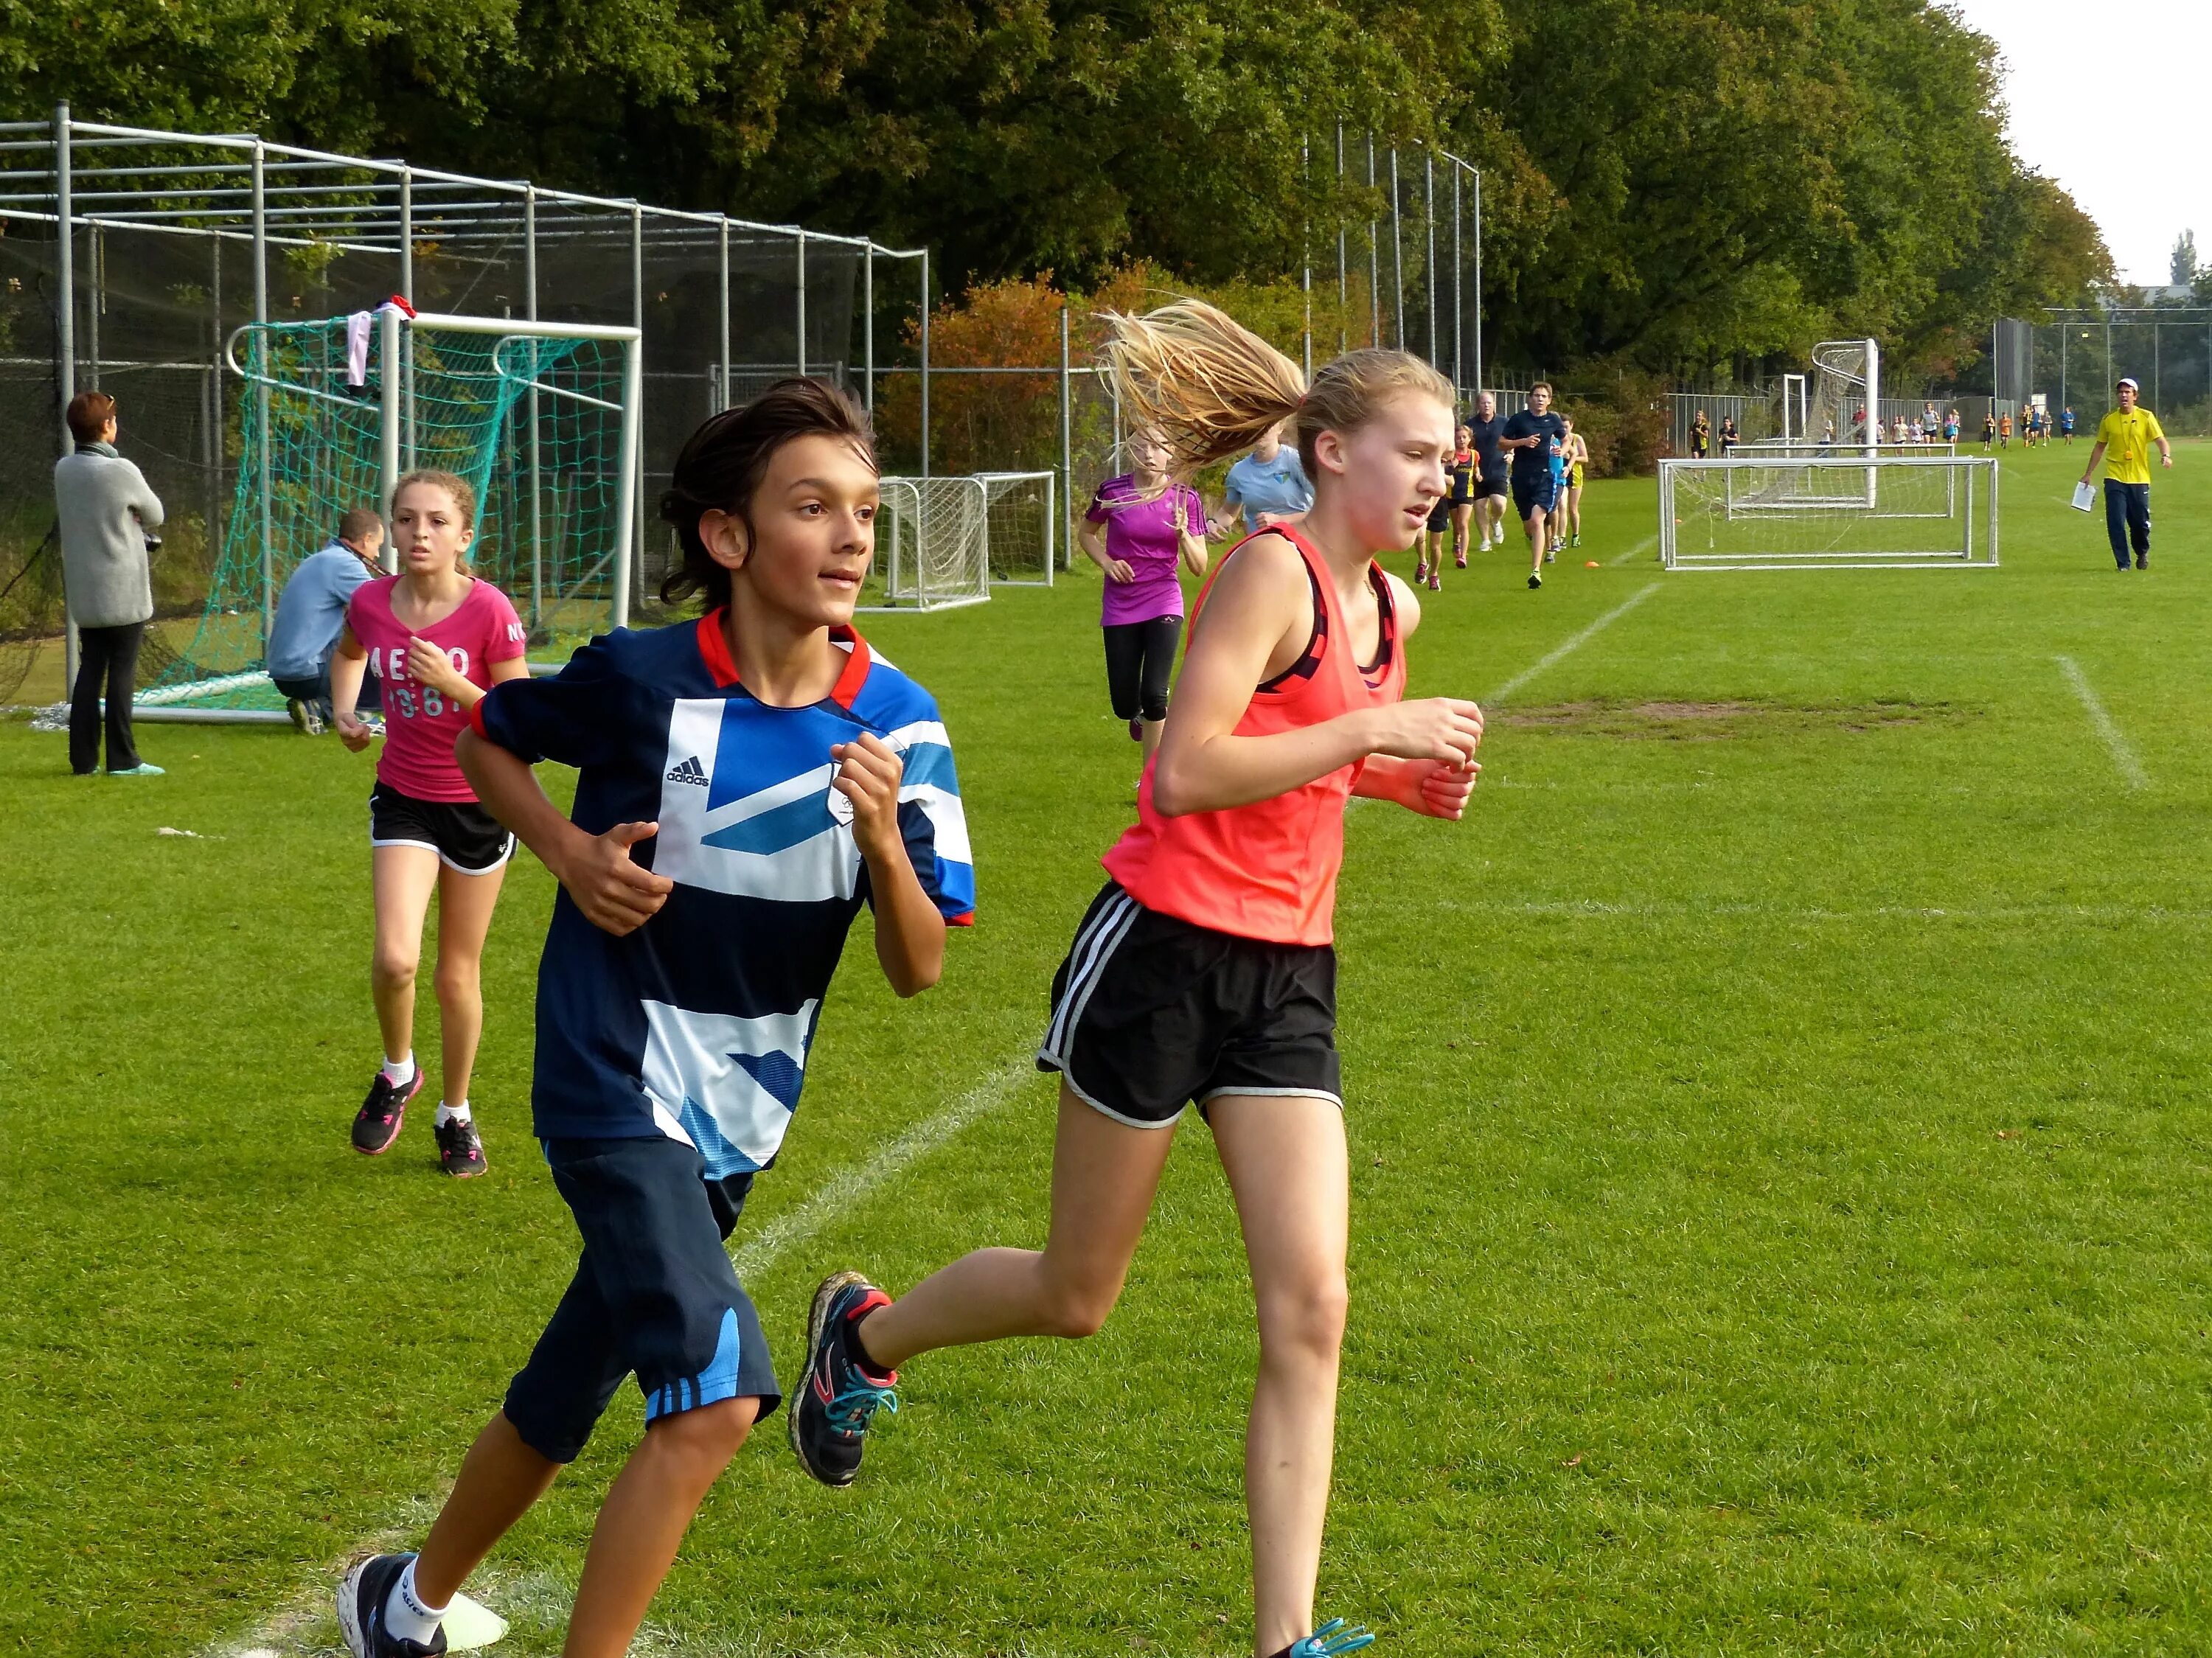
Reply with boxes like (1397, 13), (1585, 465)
(473, 610), (973, 1177)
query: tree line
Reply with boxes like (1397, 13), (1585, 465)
(1, 0), (2110, 383)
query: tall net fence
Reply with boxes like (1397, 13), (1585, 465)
(151, 315), (633, 711)
(0, 114), (920, 706)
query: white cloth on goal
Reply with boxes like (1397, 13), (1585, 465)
(346, 310), (374, 389)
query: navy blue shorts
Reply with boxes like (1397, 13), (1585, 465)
(1512, 470), (1558, 518)
(504, 1136), (781, 1464)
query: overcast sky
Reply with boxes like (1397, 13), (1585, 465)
(1944, 0), (2211, 286)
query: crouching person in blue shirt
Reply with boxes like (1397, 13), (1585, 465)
(267, 506), (385, 734)
(337, 378), (974, 1658)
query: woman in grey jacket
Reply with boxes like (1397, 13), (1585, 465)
(55, 391), (164, 776)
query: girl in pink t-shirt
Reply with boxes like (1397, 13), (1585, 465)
(1079, 428), (1213, 761)
(329, 469), (532, 1177)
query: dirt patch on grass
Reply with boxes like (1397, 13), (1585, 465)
(1499, 697), (1965, 740)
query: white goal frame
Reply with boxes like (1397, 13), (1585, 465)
(1659, 455), (1999, 571)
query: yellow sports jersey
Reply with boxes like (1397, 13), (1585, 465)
(2096, 407), (2166, 484)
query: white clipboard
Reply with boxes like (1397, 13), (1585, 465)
(2070, 481), (2097, 513)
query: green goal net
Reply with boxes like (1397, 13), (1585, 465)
(147, 310), (640, 715)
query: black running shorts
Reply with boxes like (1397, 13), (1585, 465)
(369, 779), (515, 874)
(1425, 497), (1451, 534)
(504, 1135), (781, 1463)
(1037, 882), (1341, 1128)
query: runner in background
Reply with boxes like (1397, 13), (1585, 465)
(1466, 393), (1510, 551)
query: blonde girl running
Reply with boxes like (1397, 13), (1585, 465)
(790, 304), (1483, 1658)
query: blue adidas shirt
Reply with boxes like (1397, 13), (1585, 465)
(1222, 447), (1314, 532)
(267, 543), (375, 680)
(473, 610), (974, 1175)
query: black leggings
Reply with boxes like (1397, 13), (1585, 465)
(69, 621), (145, 775)
(1102, 615), (1181, 724)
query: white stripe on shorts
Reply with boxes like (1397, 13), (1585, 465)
(1041, 890), (1140, 1061)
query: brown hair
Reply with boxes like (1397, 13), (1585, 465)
(338, 504), (384, 544)
(1099, 299), (1453, 479)
(391, 469), (477, 529)
(658, 377), (877, 610)
(1530, 381), (1554, 397)
(66, 391), (116, 447)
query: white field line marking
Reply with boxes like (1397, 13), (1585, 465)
(1429, 896), (2212, 925)
(1485, 583), (1661, 706)
(2055, 655), (2147, 789)
(1609, 532), (1658, 566)
(206, 1055), (1037, 1658)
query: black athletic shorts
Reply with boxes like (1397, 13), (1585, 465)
(1425, 498), (1452, 534)
(1512, 470), (1559, 518)
(1475, 468), (1509, 500)
(369, 779), (515, 874)
(1037, 882), (1341, 1128)
(504, 1135), (782, 1463)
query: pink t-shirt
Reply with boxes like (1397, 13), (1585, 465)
(347, 576), (527, 802)
(1088, 475), (1202, 628)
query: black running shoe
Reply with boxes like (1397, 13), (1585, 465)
(434, 1114), (487, 1178)
(1128, 715), (1144, 742)
(337, 1553), (448, 1658)
(2136, 553), (2149, 569)
(352, 1069), (422, 1155)
(790, 1270), (899, 1486)
(1527, 573), (1543, 590)
(286, 697), (325, 736)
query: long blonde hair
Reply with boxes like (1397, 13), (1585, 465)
(1099, 299), (1454, 478)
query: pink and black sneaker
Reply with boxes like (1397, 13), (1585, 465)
(790, 1270), (900, 1486)
(352, 1068), (422, 1155)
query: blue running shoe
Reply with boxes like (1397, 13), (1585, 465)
(336, 1553), (446, 1657)
(1268, 1618), (1377, 1658)
(789, 1269), (899, 1486)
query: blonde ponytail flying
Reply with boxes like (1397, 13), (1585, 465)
(1100, 299), (1458, 478)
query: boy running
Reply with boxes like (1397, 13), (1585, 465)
(790, 301), (1482, 1658)
(336, 380), (973, 1658)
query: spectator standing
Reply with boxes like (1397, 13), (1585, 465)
(268, 506), (387, 733)
(54, 391), (164, 777)
(2079, 377), (2172, 571)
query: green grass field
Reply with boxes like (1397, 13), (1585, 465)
(7, 438), (2212, 1658)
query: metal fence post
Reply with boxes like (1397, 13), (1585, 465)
(379, 306), (402, 575)
(1366, 134), (1380, 348)
(1335, 124), (1348, 355)
(796, 229), (807, 377)
(862, 243), (874, 412)
(1450, 161), (1462, 394)
(717, 216), (732, 411)
(55, 103), (79, 692)
(399, 167), (416, 467)
(1424, 150), (1437, 372)
(919, 249), (931, 480)
(1390, 147), (1404, 349)
(630, 203), (646, 613)
(1472, 168), (1483, 397)
(525, 184), (543, 628)
(1301, 137), (1313, 382)
(253, 138), (274, 640)
(1060, 304), (1074, 570)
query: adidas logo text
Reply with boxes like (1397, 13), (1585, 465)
(666, 755), (709, 785)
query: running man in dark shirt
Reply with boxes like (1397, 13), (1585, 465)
(1464, 391), (1510, 552)
(1501, 383), (1568, 590)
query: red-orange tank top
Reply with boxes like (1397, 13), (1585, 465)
(1100, 525), (1407, 946)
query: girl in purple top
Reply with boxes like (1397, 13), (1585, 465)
(1080, 429), (1212, 759)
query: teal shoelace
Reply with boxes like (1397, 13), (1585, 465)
(1294, 1619), (1375, 1657)
(826, 1379), (899, 1435)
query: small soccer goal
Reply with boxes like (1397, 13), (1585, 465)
(142, 308), (642, 721)
(1659, 455), (1999, 571)
(863, 471), (1057, 612)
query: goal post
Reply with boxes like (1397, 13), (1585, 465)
(1659, 454), (1998, 571)
(860, 470), (1058, 612)
(142, 308), (642, 722)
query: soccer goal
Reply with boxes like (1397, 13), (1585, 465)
(1659, 455), (1999, 570)
(141, 308), (642, 721)
(1804, 337), (1881, 452)
(863, 470), (1058, 611)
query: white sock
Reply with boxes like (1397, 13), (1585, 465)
(384, 1556), (446, 1645)
(435, 1101), (471, 1126)
(381, 1053), (416, 1087)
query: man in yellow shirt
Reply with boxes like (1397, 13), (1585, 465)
(2080, 377), (2173, 570)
